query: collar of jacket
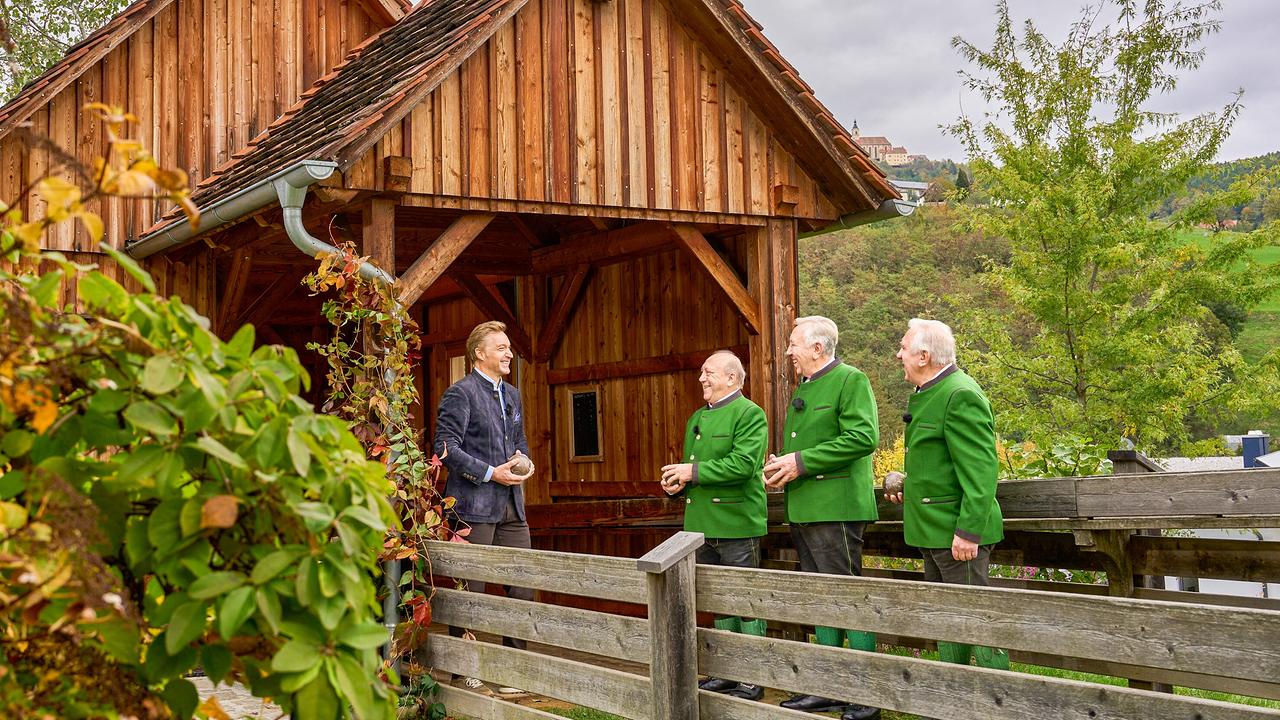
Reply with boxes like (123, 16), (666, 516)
(804, 357), (841, 383)
(706, 389), (742, 410)
(915, 363), (958, 393)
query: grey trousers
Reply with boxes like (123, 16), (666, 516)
(449, 495), (533, 650)
(789, 521), (868, 576)
(921, 544), (993, 586)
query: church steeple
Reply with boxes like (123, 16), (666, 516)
(851, 119), (860, 138)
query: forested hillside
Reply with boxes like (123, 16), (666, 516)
(1151, 151), (1280, 229)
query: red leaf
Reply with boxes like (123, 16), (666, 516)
(412, 601), (432, 626)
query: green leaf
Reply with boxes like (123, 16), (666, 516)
(189, 363), (227, 408)
(293, 675), (340, 720)
(279, 662), (323, 693)
(28, 268), (64, 306)
(124, 400), (178, 437)
(87, 388), (128, 414)
(316, 593), (345, 631)
(94, 616), (141, 662)
(317, 562), (340, 599)
(192, 435), (248, 470)
(295, 502), (335, 530)
(102, 242), (157, 293)
(271, 638), (322, 674)
(295, 557), (318, 607)
(162, 677), (199, 720)
(176, 388), (217, 433)
(189, 571), (247, 599)
(287, 425), (312, 477)
(1, 430), (34, 458)
(165, 600), (207, 654)
(201, 643), (233, 685)
(255, 587), (282, 635)
(0, 470), (24, 500)
(218, 585), (255, 639)
(142, 355), (185, 395)
(78, 272), (129, 313)
(124, 518), (149, 567)
(333, 651), (377, 720)
(251, 549), (300, 585)
(143, 632), (198, 683)
(341, 505), (385, 531)
(227, 324), (256, 359)
(147, 499), (183, 550)
(179, 496), (203, 537)
(337, 622), (389, 650)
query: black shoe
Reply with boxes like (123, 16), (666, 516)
(842, 705), (881, 720)
(727, 683), (764, 701)
(779, 694), (848, 712)
(699, 676), (739, 693)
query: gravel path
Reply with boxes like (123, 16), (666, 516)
(191, 677), (285, 719)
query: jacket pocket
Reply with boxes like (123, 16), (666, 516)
(916, 422), (939, 430)
(809, 472), (848, 481)
(710, 495), (743, 504)
(919, 494), (958, 505)
(712, 433), (732, 439)
(813, 404), (833, 411)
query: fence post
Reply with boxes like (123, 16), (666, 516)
(1107, 449), (1173, 694)
(637, 531), (704, 720)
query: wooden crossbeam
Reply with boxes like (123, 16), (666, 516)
(669, 223), (762, 335)
(535, 264), (591, 363)
(231, 266), (310, 332)
(216, 249), (254, 337)
(531, 221), (675, 274)
(455, 273), (533, 359)
(396, 212), (495, 306)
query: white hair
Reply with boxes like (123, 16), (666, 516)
(907, 318), (956, 367)
(794, 316), (839, 358)
(709, 350), (746, 388)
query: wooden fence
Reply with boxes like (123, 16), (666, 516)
(423, 547), (1280, 718)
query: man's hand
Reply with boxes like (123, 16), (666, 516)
(952, 534), (979, 562)
(884, 489), (904, 504)
(492, 457), (530, 486)
(762, 452), (800, 489)
(659, 463), (693, 494)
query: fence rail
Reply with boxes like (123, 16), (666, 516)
(425, 532), (1280, 720)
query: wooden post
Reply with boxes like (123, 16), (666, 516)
(1107, 449), (1174, 694)
(637, 531), (703, 720)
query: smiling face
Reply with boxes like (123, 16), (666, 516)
(698, 354), (735, 404)
(896, 328), (931, 386)
(474, 331), (514, 378)
(785, 324), (827, 378)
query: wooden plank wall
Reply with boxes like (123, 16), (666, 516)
(0, 0), (387, 260)
(352, 0), (841, 222)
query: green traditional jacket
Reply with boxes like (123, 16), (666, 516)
(780, 360), (879, 524)
(679, 391), (768, 539)
(903, 367), (1004, 548)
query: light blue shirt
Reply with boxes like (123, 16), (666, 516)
(473, 368), (504, 482)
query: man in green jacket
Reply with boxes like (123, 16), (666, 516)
(886, 318), (1009, 670)
(660, 350), (768, 701)
(763, 316), (880, 720)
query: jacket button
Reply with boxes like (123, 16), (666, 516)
(695, 435), (701, 440)
(686, 498), (691, 504)
(790, 431), (797, 438)
(689, 454), (696, 460)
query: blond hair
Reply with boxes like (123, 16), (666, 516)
(466, 320), (508, 367)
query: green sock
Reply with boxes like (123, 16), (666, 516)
(739, 618), (767, 637)
(845, 629), (876, 652)
(974, 646), (1010, 670)
(815, 625), (843, 646)
(937, 641), (973, 665)
(713, 616), (741, 633)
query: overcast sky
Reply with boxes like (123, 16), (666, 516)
(739, 0), (1276, 163)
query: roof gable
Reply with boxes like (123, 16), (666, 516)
(174, 0), (894, 229)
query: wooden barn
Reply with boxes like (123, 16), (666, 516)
(1, 0), (902, 556)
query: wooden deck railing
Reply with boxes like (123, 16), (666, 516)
(423, 528), (1280, 720)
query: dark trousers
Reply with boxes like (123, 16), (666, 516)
(696, 537), (761, 569)
(449, 495), (533, 650)
(789, 521), (867, 576)
(921, 545), (993, 586)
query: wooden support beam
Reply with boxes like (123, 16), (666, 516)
(455, 274), (532, 359)
(535, 264), (591, 363)
(547, 345), (749, 386)
(669, 223), (762, 335)
(382, 156), (412, 193)
(531, 221), (676, 274)
(217, 249), (254, 337)
(396, 213), (495, 306)
(362, 198), (397, 277)
(232, 266), (310, 332)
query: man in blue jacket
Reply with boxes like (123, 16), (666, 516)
(433, 320), (534, 694)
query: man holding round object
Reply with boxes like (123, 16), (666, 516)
(763, 316), (881, 720)
(887, 318), (1008, 671)
(433, 320), (535, 694)
(660, 350), (769, 701)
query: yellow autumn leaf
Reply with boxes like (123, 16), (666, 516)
(76, 211), (104, 244)
(174, 193), (201, 227)
(35, 177), (82, 210)
(153, 167), (188, 191)
(106, 170), (156, 196)
(197, 696), (233, 720)
(13, 221), (45, 252)
(31, 397), (59, 434)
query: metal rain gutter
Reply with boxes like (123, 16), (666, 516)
(799, 198), (917, 239)
(126, 159), (394, 286)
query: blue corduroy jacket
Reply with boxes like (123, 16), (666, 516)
(432, 370), (530, 523)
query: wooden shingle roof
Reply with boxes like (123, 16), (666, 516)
(178, 0), (527, 214)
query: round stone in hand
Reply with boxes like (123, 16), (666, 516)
(509, 452), (533, 477)
(883, 471), (905, 495)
